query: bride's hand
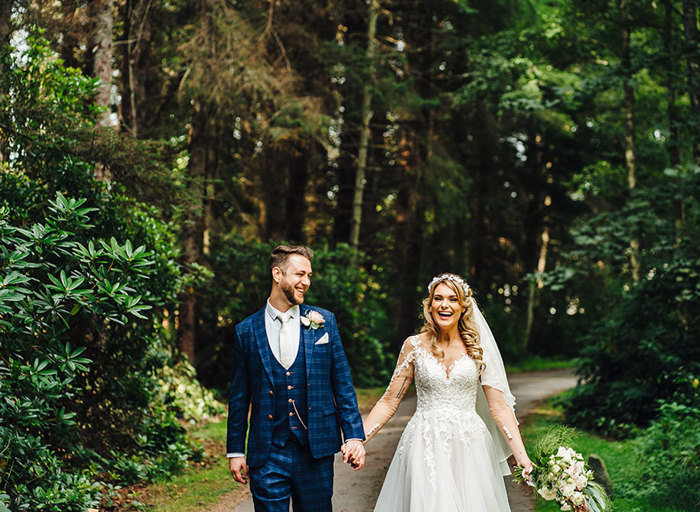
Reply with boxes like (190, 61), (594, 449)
(517, 456), (534, 479)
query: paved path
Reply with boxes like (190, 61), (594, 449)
(221, 368), (576, 512)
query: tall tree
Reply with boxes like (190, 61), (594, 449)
(350, 0), (379, 253)
(0, 0), (13, 163)
(88, 0), (114, 128)
(682, 0), (699, 163)
(621, 0), (641, 282)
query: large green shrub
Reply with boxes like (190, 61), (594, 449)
(634, 402), (700, 508)
(559, 167), (700, 436)
(0, 36), (217, 510)
(0, 196), (163, 510)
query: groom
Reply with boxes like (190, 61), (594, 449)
(227, 244), (366, 511)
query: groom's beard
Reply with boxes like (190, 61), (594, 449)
(281, 279), (304, 305)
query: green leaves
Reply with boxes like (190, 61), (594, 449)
(0, 192), (169, 509)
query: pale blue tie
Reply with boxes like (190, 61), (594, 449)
(278, 312), (297, 369)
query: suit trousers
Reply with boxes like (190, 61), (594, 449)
(249, 437), (334, 512)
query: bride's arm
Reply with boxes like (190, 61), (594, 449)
(362, 337), (417, 444)
(483, 385), (533, 473)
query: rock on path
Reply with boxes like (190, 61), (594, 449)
(226, 368), (577, 512)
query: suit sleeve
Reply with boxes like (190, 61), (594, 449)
(226, 328), (251, 454)
(327, 313), (365, 441)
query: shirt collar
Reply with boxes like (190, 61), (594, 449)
(266, 299), (300, 322)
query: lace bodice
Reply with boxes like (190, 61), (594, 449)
(364, 336), (486, 441)
(413, 343), (479, 414)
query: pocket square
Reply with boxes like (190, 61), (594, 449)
(315, 333), (329, 345)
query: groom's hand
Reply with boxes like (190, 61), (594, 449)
(229, 456), (248, 484)
(342, 439), (366, 470)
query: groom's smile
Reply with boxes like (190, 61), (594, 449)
(277, 254), (312, 306)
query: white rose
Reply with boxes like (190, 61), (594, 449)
(307, 310), (324, 325)
(572, 492), (585, 506)
(560, 483), (576, 496)
(538, 488), (557, 501)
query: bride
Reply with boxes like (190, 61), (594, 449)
(348, 273), (533, 511)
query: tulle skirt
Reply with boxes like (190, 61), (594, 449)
(373, 409), (511, 512)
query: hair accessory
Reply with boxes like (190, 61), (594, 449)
(427, 273), (470, 295)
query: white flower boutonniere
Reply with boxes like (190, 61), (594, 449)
(301, 310), (324, 330)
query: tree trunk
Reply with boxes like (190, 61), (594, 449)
(664, 0), (681, 167)
(0, 0), (12, 163)
(88, 0), (114, 128)
(285, 142), (310, 243)
(621, 0), (640, 282)
(349, 0), (379, 254)
(391, 0), (434, 350)
(524, 223), (549, 352)
(392, 135), (424, 351)
(682, 0), (700, 163)
(178, 100), (209, 364)
(122, 0), (152, 138)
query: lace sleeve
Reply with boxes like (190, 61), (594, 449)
(362, 336), (418, 444)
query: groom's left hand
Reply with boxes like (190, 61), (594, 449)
(342, 439), (365, 470)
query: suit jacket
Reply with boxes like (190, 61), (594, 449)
(226, 303), (365, 468)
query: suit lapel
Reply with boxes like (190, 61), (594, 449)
(300, 305), (317, 381)
(252, 307), (275, 385)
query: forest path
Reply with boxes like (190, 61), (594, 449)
(211, 368), (577, 512)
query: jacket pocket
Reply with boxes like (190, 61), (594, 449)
(322, 403), (337, 416)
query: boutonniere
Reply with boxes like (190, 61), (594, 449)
(301, 310), (324, 330)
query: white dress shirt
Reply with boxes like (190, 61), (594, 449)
(265, 301), (301, 365)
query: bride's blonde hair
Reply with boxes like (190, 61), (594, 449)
(420, 274), (485, 375)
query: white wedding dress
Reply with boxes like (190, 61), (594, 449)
(367, 334), (514, 512)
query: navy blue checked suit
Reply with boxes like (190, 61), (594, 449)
(227, 304), (365, 511)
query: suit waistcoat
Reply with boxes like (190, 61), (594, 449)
(268, 340), (309, 447)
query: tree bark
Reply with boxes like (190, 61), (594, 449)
(664, 0), (680, 167)
(621, 0), (641, 282)
(0, 0), (13, 163)
(122, 0), (152, 138)
(524, 223), (549, 352)
(88, 0), (115, 128)
(349, 0), (379, 254)
(682, 0), (700, 163)
(178, 100), (209, 363)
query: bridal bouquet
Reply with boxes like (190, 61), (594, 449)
(514, 426), (611, 512)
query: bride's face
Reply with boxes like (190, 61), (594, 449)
(430, 283), (464, 331)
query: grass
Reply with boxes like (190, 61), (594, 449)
(355, 386), (389, 413)
(505, 355), (575, 374)
(128, 417), (240, 512)
(521, 394), (683, 512)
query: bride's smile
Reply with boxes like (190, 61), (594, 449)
(430, 283), (464, 331)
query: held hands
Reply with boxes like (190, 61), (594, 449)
(229, 456), (248, 484)
(341, 439), (365, 470)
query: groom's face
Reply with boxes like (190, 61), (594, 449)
(277, 254), (312, 306)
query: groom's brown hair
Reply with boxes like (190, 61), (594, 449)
(270, 245), (314, 272)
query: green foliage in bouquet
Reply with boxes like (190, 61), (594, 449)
(514, 426), (612, 512)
